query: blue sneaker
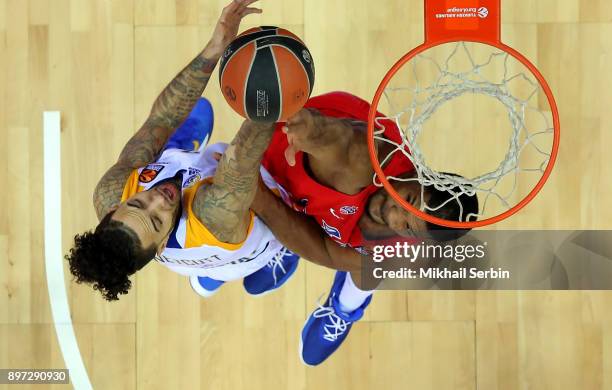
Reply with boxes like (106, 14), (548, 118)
(243, 247), (300, 296)
(189, 275), (224, 298)
(300, 271), (372, 366)
(165, 97), (214, 151)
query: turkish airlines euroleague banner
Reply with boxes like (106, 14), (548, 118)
(359, 231), (612, 290)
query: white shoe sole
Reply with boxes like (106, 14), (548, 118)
(189, 275), (220, 298)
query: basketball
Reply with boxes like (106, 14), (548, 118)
(219, 26), (315, 122)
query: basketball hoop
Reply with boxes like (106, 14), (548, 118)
(367, 0), (560, 229)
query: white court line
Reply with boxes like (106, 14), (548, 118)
(44, 111), (93, 390)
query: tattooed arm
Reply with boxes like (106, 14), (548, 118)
(192, 121), (276, 243)
(92, 0), (262, 220)
(92, 50), (217, 219)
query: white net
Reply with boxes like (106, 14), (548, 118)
(373, 41), (555, 224)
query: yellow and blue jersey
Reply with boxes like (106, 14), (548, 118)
(121, 143), (283, 281)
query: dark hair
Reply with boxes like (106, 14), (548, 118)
(424, 175), (479, 242)
(65, 211), (156, 301)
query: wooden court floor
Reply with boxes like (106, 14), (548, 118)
(1, 0), (612, 389)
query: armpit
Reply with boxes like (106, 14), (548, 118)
(93, 164), (134, 220)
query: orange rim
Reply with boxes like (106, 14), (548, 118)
(367, 39), (561, 229)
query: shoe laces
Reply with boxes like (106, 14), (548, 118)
(312, 295), (349, 342)
(268, 247), (290, 285)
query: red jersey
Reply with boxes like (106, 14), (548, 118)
(261, 91), (414, 250)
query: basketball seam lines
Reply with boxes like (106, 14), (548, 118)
(244, 45), (258, 118)
(236, 27), (275, 41)
(270, 44), (312, 100)
(224, 28), (275, 63)
(220, 42), (255, 117)
(257, 36), (306, 50)
(221, 28), (282, 76)
(220, 28), (275, 79)
(269, 46), (283, 122)
(225, 34), (304, 80)
(219, 41), (252, 88)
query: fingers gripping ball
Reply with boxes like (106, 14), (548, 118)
(219, 26), (315, 122)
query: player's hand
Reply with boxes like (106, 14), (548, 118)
(207, 0), (262, 58)
(282, 108), (320, 166)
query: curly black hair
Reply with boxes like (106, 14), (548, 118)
(424, 174), (479, 242)
(65, 211), (157, 301)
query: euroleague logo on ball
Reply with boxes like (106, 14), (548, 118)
(302, 49), (311, 63)
(478, 7), (489, 18)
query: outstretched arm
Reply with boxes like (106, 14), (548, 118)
(93, 0), (261, 219)
(251, 180), (363, 273)
(93, 50), (217, 219)
(192, 121), (276, 244)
